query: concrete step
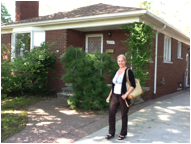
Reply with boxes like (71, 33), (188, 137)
(58, 84), (112, 100)
(57, 91), (74, 99)
(62, 87), (73, 92)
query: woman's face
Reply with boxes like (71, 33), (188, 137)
(117, 57), (126, 68)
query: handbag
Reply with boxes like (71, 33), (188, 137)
(125, 68), (144, 107)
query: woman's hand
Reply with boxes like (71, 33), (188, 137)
(122, 94), (127, 100)
(106, 97), (110, 103)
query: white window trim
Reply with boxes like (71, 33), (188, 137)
(11, 27), (45, 61)
(177, 41), (182, 59)
(163, 35), (172, 63)
(85, 34), (103, 53)
(11, 33), (16, 61)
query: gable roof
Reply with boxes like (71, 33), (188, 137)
(2, 3), (144, 26)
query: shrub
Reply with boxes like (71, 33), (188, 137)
(1, 42), (58, 97)
(61, 46), (118, 110)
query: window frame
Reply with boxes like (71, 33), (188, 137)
(85, 33), (103, 54)
(177, 41), (183, 59)
(11, 28), (45, 61)
(163, 35), (173, 64)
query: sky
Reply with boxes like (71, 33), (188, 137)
(1, 0), (190, 36)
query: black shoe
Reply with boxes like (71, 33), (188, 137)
(105, 134), (114, 139)
(118, 135), (126, 140)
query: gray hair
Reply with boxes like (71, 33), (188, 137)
(117, 54), (127, 61)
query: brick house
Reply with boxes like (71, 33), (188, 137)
(1, 1), (190, 101)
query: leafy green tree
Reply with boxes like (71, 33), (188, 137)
(121, 22), (156, 87)
(1, 3), (12, 23)
(139, 1), (151, 10)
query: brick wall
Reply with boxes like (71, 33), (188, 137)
(45, 29), (67, 92)
(15, 1), (39, 21)
(1, 34), (11, 61)
(148, 33), (189, 99)
(67, 29), (85, 48)
(45, 29), (86, 92)
(142, 36), (156, 101)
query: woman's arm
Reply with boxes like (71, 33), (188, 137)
(106, 89), (112, 103)
(126, 87), (134, 99)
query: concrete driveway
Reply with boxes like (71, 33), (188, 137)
(75, 90), (190, 143)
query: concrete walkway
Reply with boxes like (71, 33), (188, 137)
(75, 90), (190, 143)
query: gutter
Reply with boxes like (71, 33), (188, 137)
(154, 25), (166, 94)
(145, 11), (190, 41)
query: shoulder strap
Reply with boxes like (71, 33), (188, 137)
(126, 68), (131, 85)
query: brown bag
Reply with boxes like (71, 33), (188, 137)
(125, 68), (143, 107)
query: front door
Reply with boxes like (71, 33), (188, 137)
(85, 34), (103, 54)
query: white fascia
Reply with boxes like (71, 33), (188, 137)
(145, 11), (190, 41)
(1, 10), (147, 29)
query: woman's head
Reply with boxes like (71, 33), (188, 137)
(117, 54), (126, 68)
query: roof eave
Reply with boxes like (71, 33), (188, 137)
(144, 11), (190, 40)
(1, 10), (147, 29)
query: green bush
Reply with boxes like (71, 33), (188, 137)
(1, 42), (58, 97)
(61, 46), (118, 110)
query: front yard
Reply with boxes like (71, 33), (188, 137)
(1, 96), (48, 141)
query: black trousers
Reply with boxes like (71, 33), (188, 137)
(109, 93), (129, 136)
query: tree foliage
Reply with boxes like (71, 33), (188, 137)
(139, 1), (151, 10)
(1, 42), (58, 98)
(121, 22), (156, 87)
(1, 3), (12, 23)
(61, 46), (118, 110)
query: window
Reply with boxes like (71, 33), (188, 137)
(85, 34), (103, 54)
(15, 33), (30, 57)
(11, 29), (45, 60)
(177, 41), (182, 59)
(163, 36), (172, 62)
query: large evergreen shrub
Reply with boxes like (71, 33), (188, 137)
(61, 46), (118, 110)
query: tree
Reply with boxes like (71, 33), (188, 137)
(1, 3), (12, 23)
(139, 1), (152, 10)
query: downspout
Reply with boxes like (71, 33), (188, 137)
(154, 25), (166, 94)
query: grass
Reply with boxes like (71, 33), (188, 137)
(1, 96), (43, 142)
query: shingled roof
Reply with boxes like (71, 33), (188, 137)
(2, 3), (144, 26)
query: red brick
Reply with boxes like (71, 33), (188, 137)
(15, 1), (39, 21)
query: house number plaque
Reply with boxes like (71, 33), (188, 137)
(106, 49), (114, 54)
(106, 40), (115, 44)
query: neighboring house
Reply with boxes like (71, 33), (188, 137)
(1, 1), (190, 100)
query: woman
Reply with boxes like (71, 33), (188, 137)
(105, 54), (136, 140)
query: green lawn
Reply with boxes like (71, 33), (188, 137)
(1, 96), (42, 141)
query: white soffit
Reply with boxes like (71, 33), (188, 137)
(1, 29), (13, 34)
(41, 17), (140, 31)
